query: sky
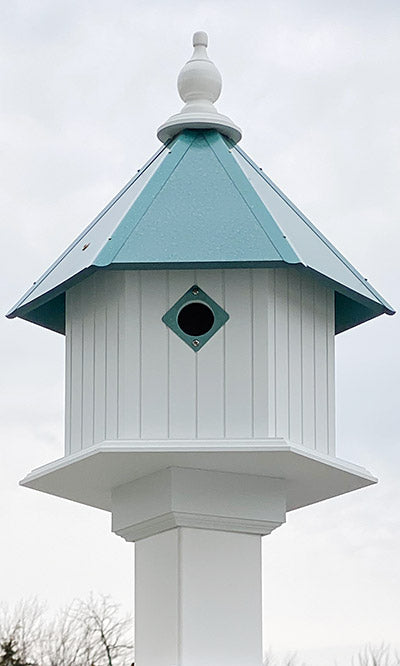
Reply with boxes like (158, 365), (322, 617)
(1, 1), (399, 664)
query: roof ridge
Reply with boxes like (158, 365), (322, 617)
(203, 131), (299, 265)
(95, 132), (198, 267)
(233, 144), (393, 312)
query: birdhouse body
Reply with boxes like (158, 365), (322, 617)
(10, 127), (390, 514)
(8, 31), (394, 666)
(65, 267), (335, 456)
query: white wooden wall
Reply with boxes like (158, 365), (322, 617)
(65, 268), (335, 455)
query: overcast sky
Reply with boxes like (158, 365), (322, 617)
(1, 2), (399, 665)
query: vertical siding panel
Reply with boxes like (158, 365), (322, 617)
(141, 271), (169, 438)
(224, 269), (252, 438)
(301, 274), (315, 448)
(93, 272), (107, 444)
(196, 270), (225, 439)
(64, 293), (72, 455)
(275, 269), (289, 440)
(327, 289), (336, 455)
(266, 270), (276, 437)
(105, 272), (121, 440)
(314, 283), (329, 453)
(168, 271), (196, 439)
(252, 270), (269, 438)
(118, 272), (141, 439)
(81, 277), (95, 448)
(69, 284), (83, 452)
(288, 270), (302, 444)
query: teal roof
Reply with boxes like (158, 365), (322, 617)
(7, 129), (394, 334)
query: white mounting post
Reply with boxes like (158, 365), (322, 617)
(112, 467), (287, 666)
(136, 528), (262, 666)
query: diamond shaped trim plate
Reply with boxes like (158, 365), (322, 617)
(162, 284), (229, 352)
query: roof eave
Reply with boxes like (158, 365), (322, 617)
(6, 261), (394, 336)
(6, 267), (97, 335)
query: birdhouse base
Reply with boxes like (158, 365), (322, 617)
(20, 438), (376, 512)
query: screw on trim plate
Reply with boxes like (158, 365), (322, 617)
(192, 339), (200, 347)
(192, 286), (199, 295)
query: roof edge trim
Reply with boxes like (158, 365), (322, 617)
(232, 141), (395, 315)
(7, 261), (393, 336)
(7, 142), (170, 317)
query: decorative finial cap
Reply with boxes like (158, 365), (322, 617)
(193, 31), (208, 47)
(157, 32), (241, 144)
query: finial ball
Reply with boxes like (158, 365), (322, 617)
(193, 31), (208, 47)
(178, 30), (221, 105)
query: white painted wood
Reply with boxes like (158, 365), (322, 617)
(327, 289), (336, 455)
(111, 467), (286, 540)
(252, 270), (269, 438)
(168, 271), (197, 439)
(24, 439), (376, 514)
(105, 272), (120, 440)
(64, 293), (72, 455)
(140, 271), (169, 439)
(180, 529), (262, 666)
(69, 283), (83, 453)
(314, 281), (329, 453)
(117, 272), (141, 439)
(93, 273), (107, 444)
(288, 270), (302, 444)
(301, 273), (316, 448)
(275, 269), (289, 440)
(81, 277), (95, 448)
(196, 269), (225, 439)
(135, 527), (262, 666)
(65, 267), (336, 456)
(266, 269), (276, 437)
(135, 530), (179, 666)
(224, 269), (253, 438)
(157, 32), (242, 144)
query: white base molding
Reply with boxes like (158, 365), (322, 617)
(111, 467), (286, 541)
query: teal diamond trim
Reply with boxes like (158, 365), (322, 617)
(162, 284), (229, 352)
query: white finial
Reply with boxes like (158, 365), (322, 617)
(193, 31), (208, 47)
(157, 32), (241, 144)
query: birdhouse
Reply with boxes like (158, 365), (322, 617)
(8, 32), (394, 666)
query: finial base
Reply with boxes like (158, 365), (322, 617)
(157, 111), (242, 144)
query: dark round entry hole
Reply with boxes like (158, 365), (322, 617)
(178, 302), (215, 336)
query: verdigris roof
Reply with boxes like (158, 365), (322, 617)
(7, 129), (394, 334)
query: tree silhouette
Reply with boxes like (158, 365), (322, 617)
(0, 596), (133, 666)
(0, 638), (31, 666)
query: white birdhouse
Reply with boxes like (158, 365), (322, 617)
(8, 32), (394, 666)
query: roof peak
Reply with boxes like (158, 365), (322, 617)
(157, 32), (242, 145)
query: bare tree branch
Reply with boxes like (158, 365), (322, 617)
(0, 596), (133, 666)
